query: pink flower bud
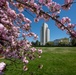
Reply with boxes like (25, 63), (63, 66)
(0, 62), (6, 71)
(23, 58), (29, 64)
(23, 66), (28, 71)
(38, 49), (42, 54)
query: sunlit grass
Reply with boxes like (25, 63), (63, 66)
(0, 47), (76, 75)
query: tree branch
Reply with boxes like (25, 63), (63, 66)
(62, 2), (76, 7)
(15, 0), (76, 38)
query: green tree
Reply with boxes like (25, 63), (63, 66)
(45, 42), (54, 46)
(71, 38), (76, 46)
(31, 40), (40, 46)
(35, 40), (40, 46)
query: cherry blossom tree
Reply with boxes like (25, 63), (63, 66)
(0, 0), (76, 74)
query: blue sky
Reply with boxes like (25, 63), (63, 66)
(24, 0), (76, 42)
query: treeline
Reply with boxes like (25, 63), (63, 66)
(31, 38), (76, 47)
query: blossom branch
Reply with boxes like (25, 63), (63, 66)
(15, 0), (76, 38)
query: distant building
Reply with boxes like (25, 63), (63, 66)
(40, 23), (50, 45)
(54, 39), (61, 45)
(54, 38), (69, 45)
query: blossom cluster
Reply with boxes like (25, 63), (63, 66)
(0, 0), (42, 72)
(56, 17), (76, 37)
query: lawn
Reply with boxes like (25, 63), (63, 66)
(0, 47), (76, 75)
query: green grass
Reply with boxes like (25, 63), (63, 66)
(0, 47), (76, 75)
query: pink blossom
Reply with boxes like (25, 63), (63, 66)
(66, 17), (71, 23)
(62, 0), (73, 10)
(30, 47), (36, 52)
(23, 66), (28, 71)
(22, 33), (26, 37)
(23, 23), (30, 31)
(71, 30), (76, 35)
(65, 0), (73, 4)
(67, 23), (75, 28)
(23, 58), (29, 64)
(24, 18), (32, 23)
(23, 0), (28, 2)
(34, 18), (39, 22)
(7, 8), (16, 19)
(23, 57), (26, 62)
(47, 0), (52, 3)
(38, 49), (42, 54)
(51, 13), (57, 17)
(33, 3), (40, 10)
(55, 4), (61, 12)
(61, 17), (66, 24)
(39, 0), (52, 4)
(46, 2), (52, 7)
(1, 18), (10, 25)
(61, 17), (71, 24)
(0, 0), (6, 7)
(5, 1), (10, 9)
(0, 62), (6, 71)
(30, 0), (34, 4)
(47, 2), (61, 12)
(33, 33), (38, 39)
(0, 24), (4, 30)
(18, 13), (24, 19)
(61, 27), (65, 30)
(6, 48), (9, 53)
(39, 0), (43, 3)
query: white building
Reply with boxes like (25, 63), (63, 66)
(40, 23), (50, 45)
(54, 38), (69, 45)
